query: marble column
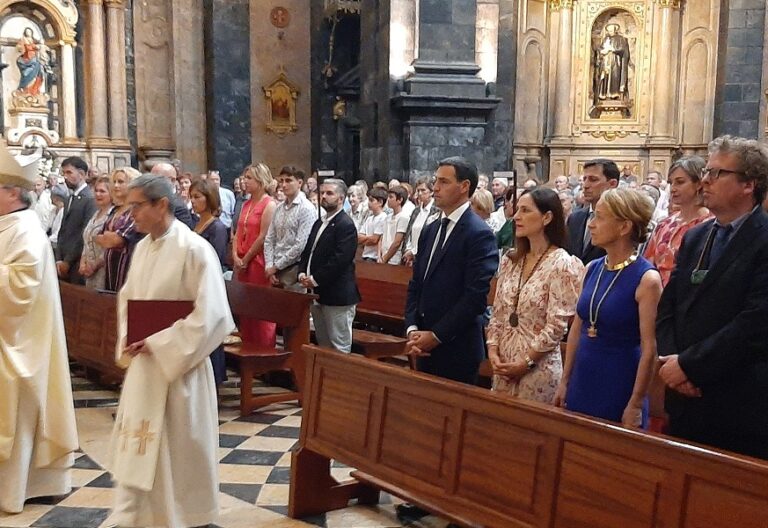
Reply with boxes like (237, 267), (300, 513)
(649, 0), (680, 141)
(105, 0), (129, 143)
(60, 40), (78, 143)
(551, 0), (573, 139)
(85, 0), (110, 143)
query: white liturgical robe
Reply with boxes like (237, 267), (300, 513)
(0, 209), (78, 513)
(107, 219), (234, 528)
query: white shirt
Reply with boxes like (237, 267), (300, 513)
(218, 187), (236, 228)
(360, 211), (387, 260)
(379, 209), (409, 265)
(405, 199), (438, 256)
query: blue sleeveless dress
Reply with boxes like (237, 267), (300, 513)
(565, 256), (654, 427)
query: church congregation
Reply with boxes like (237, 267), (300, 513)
(3, 0), (768, 526)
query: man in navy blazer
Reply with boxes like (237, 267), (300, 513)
(566, 158), (619, 264)
(657, 136), (768, 460)
(404, 157), (499, 384)
(298, 178), (361, 353)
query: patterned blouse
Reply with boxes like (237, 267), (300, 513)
(81, 206), (113, 290)
(103, 207), (143, 292)
(643, 211), (713, 287)
(486, 248), (584, 404)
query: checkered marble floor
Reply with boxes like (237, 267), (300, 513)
(0, 363), (453, 528)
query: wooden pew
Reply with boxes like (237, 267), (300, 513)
(225, 280), (316, 415)
(59, 281), (122, 383)
(289, 345), (768, 528)
(352, 261), (411, 362)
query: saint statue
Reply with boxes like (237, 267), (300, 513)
(15, 27), (47, 96)
(594, 23), (630, 102)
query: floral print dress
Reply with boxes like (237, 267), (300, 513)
(486, 248), (584, 403)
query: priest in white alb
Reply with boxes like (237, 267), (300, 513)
(106, 175), (234, 528)
(0, 146), (79, 513)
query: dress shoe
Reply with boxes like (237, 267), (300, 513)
(395, 503), (430, 522)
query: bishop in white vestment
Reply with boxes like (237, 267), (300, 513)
(0, 147), (78, 513)
(107, 175), (234, 528)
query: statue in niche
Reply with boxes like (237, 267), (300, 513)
(16, 27), (46, 95)
(595, 23), (629, 101)
(589, 15), (634, 119)
(12, 27), (52, 109)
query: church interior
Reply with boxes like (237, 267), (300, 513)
(2, 0), (768, 527)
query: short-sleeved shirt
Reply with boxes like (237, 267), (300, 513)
(380, 210), (409, 265)
(360, 211), (387, 260)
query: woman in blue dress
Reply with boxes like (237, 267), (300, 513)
(555, 188), (662, 428)
(190, 178), (229, 388)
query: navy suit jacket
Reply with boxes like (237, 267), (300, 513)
(298, 210), (361, 306)
(566, 207), (605, 265)
(404, 206), (499, 383)
(657, 208), (768, 439)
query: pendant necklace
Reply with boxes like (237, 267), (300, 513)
(587, 253), (637, 337)
(509, 246), (552, 327)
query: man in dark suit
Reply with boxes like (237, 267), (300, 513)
(404, 157), (499, 384)
(150, 162), (195, 229)
(566, 158), (619, 264)
(55, 156), (96, 284)
(298, 178), (361, 353)
(657, 135), (768, 460)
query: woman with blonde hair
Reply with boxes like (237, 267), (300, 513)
(555, 188), (662, 428)
(234, 163), (277, 346)
(79, 176), (114, 289)
(97, 167), (142, 291)
(644, 156), (712, 287)
(471, 188), (504, 232)
(487, 188), (584, 403)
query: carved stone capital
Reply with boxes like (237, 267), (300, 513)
(83, 0), (104, 5)
(654, 0), (681, 9)
(550, 0), (575, 11)
(104, 0), (125, 7)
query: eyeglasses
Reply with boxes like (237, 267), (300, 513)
(127, 200), (153, 210)
(701, 167), (746, 181)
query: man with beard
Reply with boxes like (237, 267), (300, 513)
(55, 156), (95, 283)
(298, 178), (360, 353)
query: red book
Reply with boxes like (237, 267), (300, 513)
(127, 300), (195, 344)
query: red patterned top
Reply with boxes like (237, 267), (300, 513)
(643, 211), (713, 287)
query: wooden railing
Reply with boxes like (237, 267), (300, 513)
(289, 345), (768, 528)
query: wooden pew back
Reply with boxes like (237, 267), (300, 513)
(290, 345), (768, 528)
(59, 281), (122, 383)
(354, 260), (412, 330)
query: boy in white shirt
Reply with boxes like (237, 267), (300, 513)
(358, 188), (388, 262)
(379, 186), (410, 265)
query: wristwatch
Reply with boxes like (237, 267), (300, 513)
(524, 354), (536, 370)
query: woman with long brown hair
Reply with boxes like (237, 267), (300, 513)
(486, 187), (584, 403)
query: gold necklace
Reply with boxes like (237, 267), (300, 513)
(587, 255), (636, 338)
(604, 253), (637, 271)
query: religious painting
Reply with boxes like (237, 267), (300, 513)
(263, 72), (299, 136)
(0, 18), (54, 112)
(589, 9), (637, 119)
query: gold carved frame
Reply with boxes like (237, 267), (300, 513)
(263, 71), (300, 136)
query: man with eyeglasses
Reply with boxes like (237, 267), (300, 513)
(657, 135), (768, 460)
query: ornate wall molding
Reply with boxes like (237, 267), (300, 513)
(654, 0), (681, 9)
(550, 0), (575, 11)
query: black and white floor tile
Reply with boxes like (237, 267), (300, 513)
(0, 364), (452, 528)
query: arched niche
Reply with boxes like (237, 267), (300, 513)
(0, 0), (77, 147)
(588, 8), (638, 119)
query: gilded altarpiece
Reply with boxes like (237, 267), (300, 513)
(513, 0), (721, 182)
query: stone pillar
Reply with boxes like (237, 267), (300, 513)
(649, 0), (680, 141)
(390, 0), (500, 180)
(60, 40), (78, 143)
(551, 0), (574, 139)
(85, 0), (110, 143)
(105, 0), (129, 143)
